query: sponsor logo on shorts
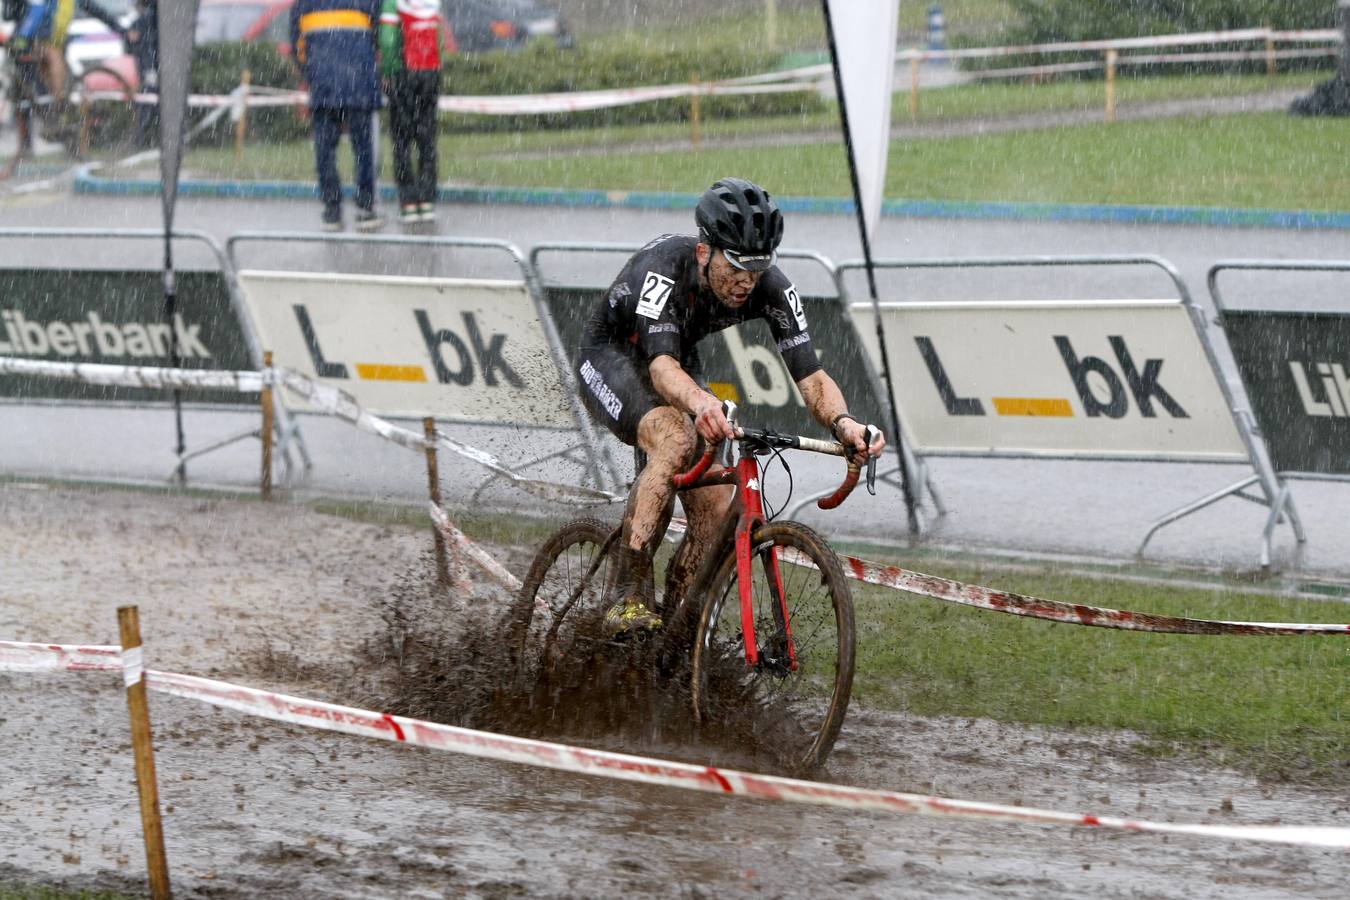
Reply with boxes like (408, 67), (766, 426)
(778, 331), (811, 353)
(636, 272), (675, 319)
(580, 359), (624, 420)
(647, 322), (679, 334)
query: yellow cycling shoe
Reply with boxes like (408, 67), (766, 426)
(603, 599), (662, 637)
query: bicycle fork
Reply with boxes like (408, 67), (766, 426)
(734, 456), (797, 672)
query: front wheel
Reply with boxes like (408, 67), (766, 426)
(690, 520), (855, 775)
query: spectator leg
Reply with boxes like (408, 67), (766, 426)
(312, 107), (343, 213)
(413, 71), (439, 206)
(347, 106), (376, 211)
(390, 78), (416, 208)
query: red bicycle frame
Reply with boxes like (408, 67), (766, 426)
(673, 420), (870, 670)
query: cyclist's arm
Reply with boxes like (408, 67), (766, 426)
(797, 369), (886, 457)
(650, 354), (733, 443)
(75, 0), (123, 36)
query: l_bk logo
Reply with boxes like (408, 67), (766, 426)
(917, 334), (1189, 419)
(293, 304), (523, 388)
(1289, 360), (1350, 417)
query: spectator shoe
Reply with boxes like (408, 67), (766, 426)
(355, 207), (385, 232)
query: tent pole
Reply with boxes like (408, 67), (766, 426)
(820, 0), (920, 535)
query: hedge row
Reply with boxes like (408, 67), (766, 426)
(190, 38), (826, 144)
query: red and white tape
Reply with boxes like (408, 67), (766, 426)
(6, 642), (1348, 848)
(0, 357), (265, 393)
(87, 28), (1339, 121)
(429, 503), (523, 593)
(0, 356), (618, 506)
(664, 518), (1348, 636)
(0, 640), (122, 671)
(831, 552), (1350, 637)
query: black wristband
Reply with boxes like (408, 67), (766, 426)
(830, 412), (857, 441)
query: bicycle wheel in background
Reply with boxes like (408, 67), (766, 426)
(507, 518), (617, 692)
(690, 520), (855, 774)
(74, 65), (137, 159)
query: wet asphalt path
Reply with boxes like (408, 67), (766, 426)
(1, 188), (1348, 581)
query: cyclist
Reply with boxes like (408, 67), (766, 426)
(576, 177), (886, 636)
(4, 0), (124, 109)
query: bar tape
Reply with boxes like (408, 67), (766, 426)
(428, 503), (523, 593)
(6, 642), (1348, 847)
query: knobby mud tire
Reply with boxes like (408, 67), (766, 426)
(689, 520), (856, 775)
(74, 65), (137, 159)
(508, 518), (617, 694)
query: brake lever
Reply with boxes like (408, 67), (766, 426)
(718, 399), (738, 469)
(864, 425), (880, 496)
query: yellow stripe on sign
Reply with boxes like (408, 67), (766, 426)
(356, 363), (428, 382)
(709, 382), (741, 403)
(993, 397), (1074, 417)
(299, 10), (373, 33)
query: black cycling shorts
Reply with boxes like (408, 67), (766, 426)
(575, 346), (661, 446)
(575, 346), (708, 446)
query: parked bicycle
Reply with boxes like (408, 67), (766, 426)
(1, 46), (136, 178)
(510, 403), (878, 773)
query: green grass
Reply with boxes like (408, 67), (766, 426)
(848, 559), (1349, 782)
(892, 112), (1350, 209)
(177, 73), (1348, 211)
(900, 71), (1318, 121)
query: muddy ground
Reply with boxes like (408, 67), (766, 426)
(1, 482), (1346, 898)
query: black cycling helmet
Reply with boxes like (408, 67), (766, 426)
(695, 177), (784, 272)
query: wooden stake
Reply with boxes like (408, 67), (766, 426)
(690, 77), (702, 149)
(1265, 31), (1277, 78)
(1104, 49), (1117, 123)
(909, 56), (921, 121)
(234, 69), (251, 164)
(117, 606), (172, 900)
(423, 417), (450, 586)
(260, 350), (274, 501)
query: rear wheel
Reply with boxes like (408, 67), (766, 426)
(508, 518), (618, 691)
(690, 520), (855, 774)
(73, 65), (137, 159)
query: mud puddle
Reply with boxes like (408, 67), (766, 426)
(2, 485), (1346, 898)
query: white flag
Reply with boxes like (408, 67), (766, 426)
(824, 0), (899, 243)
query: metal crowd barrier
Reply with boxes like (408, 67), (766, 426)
(1200, 258), (1350, 566)
(834, 254), (1293, 566)
(227, 231), (621, 495)
(0, 226), (310, 483)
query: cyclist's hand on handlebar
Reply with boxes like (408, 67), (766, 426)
(692, 395), (735, 444)
(838, 418), (886, 458)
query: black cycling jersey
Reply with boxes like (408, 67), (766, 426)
(580, 233), (822, 383)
